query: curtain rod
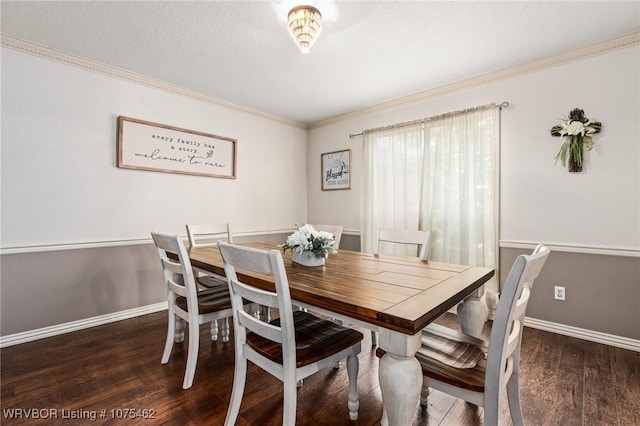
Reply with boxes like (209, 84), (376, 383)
(348, 101), (509, 138)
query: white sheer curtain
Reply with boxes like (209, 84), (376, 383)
(361, 105), (499, 298)
(420, 107), (499, 296)
(361, 123), (424, 257)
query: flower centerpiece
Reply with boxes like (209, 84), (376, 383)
(551, 108), (602, 172)
(282, 224), (337, 267)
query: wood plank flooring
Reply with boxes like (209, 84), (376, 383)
(1, 311), (638, 425)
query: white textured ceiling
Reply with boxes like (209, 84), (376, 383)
(1, 1), (639, 124)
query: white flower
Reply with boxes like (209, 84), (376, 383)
(316, 230), (335, 242)
(562, 120), (585, 136)
(298, 224), (315, 234)
(282, 224), (337, 258)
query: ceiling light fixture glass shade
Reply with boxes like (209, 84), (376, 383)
(287, 5), (322, 54)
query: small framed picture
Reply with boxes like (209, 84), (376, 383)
(321, 149), (351, 190)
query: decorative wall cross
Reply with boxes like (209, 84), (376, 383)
(550, 108), (602, 173)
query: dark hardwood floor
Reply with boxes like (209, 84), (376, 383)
(1, 311), (638, 425)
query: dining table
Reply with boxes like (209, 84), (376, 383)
(188, 242), (494, 426)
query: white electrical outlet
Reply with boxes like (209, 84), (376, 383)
(554, 286), (566, 301)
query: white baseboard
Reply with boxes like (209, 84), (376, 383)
(2, 302), (637, 353)
(442, 310), (638, 352)
(0, 302), (168, 348)
(523, 317), (640, 352)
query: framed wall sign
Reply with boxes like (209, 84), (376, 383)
(321, 149), (351, 190)
(117, 116), (237, 179)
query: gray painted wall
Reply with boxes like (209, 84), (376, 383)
(1, 244), (164, 335)
(0, 233), (290, 336)
(500, 248), (640, 340)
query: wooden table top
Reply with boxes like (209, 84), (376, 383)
(188, 242), (494, 335)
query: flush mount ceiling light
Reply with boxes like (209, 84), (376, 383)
(287, 5), (322, 54)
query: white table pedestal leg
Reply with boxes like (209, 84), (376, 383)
(456, 290), (488, 338)
(378, 329), (422, 426)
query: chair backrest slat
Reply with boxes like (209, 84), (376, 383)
(503, 285), (531, 361)
(187, 223), (233, 247)
(237, 309), (283, 343)
(521, 244), (547, 288)
(505, 320), (522, 359)
(512, 287), (530, 321)
(167, 277), (188, 298)
(230, 278), (280, 308)
(161, 257), (183, 275)
(375, 228), (431, 260)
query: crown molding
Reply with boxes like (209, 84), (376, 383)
(309, 31), (640, 130)
(0, 34), (308, 130)
(1, 31), (638, 133)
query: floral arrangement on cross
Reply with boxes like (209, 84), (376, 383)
(551, 108), (602, 172)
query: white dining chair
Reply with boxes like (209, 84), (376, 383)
(370, 228), (431, 345)
(151, 232), (238, 389)
(312, 224), (344, 249)
(413, 245), (550, 426)
(218, 242), (363, 425)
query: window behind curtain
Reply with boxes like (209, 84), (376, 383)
(362, 106), (499, 295)
(361, 124), (424, 257)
